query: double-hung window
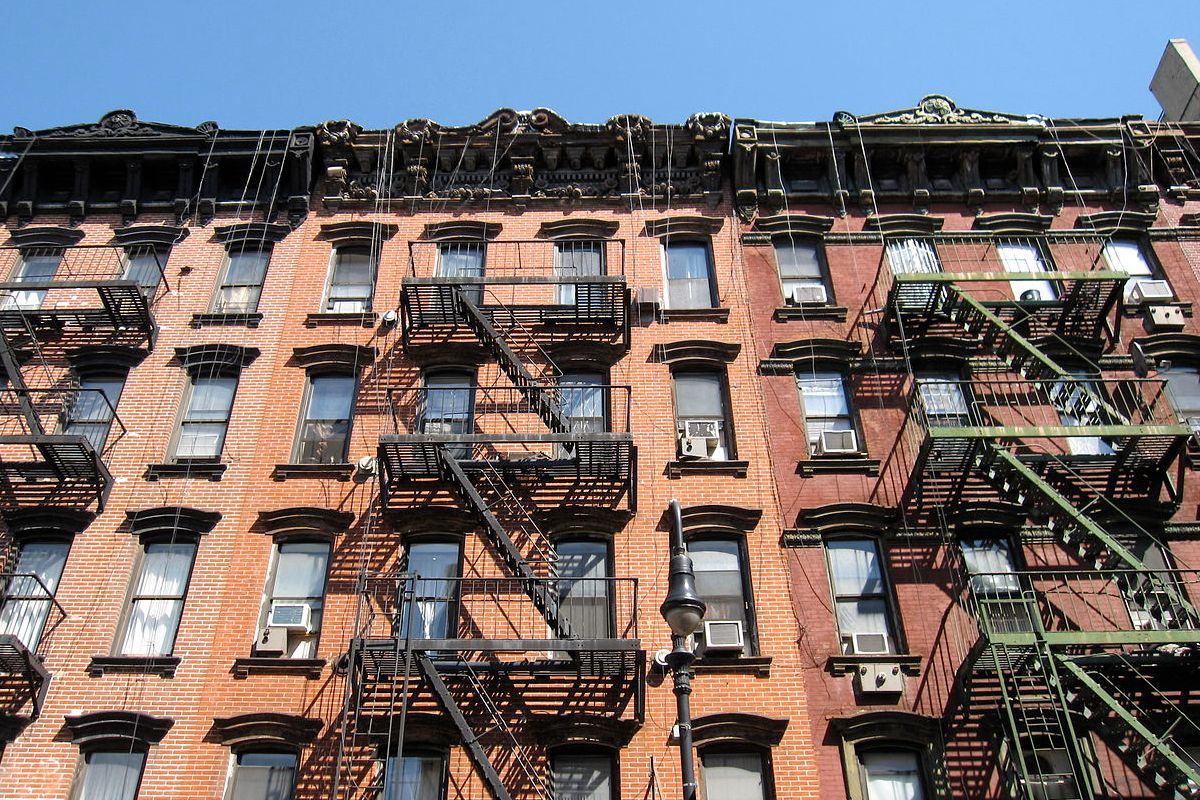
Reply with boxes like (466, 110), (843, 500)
(419, 371), (475, 460)
(701, 750), (769, 800)
(122, 247), (167, 297)
(64, 375), (125, 453)
(1055, 372), (1114, 456)
(917, 374), (970, 429)
(860, 750), (927, 800)
(550, 749), (616, 800)
(997, 240), (1057, 302)
(294, 374), (356, 464)
(559, 372), (607, 434)
(324, 246), (377, 313)
(75, 750), (146, 800)
(400, 541), (461, 640)
(226, 751), (297, 800)
(4, 249), (62, 310)
(797, 372), (858, 455)
(554, 240), (605, 306)
(383, 751), (446, 800)
(776, 239), (830, 305)
(174, 375), (237, 459)
(825, 539), (897, 654)
(0, 540), (70, 650)
(262, 541), (331, 658)
(1162, 365), (1200, 436)
(213, 247), (271, 314)
(1103, 239), (1169, 304)
(664, 240), (717, 309)
(120, 540), (197, 657)
(673, 370), (732, 460)
(555, 538), (612, 641)
(437, 242), (486, 304)
(886, 238), (941, 310)
(688, 537), (755, 655)
(961, 538), (1033, 633)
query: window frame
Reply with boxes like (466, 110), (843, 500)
(0, 535), (72, 652)
(686, 533), (759, 657)
(210, 245), (272, 315)
(1102, 236), (1171, 304)
(855, 745), (932, 800)
(322, 244), (378, 313)
(258, 537), (333, 659)
(60, 371), (127, 455)
(774, 236), (832, 306)
(661, 238), (718, 310)
(698, 744), (775, 800)
(796, 370), (862, 456)
(121, 246), (169, 297)
(114, 536), (199, 658)
(69, 747), (148, 800)
(381, 747), (448, 800)
(671, 368), (736, 460)
(223, 747), (299, 800)
(995, 237), (1059, 303)
(4, 247), (64, 310)
(290, 372), (357, 465)
(169, 370), (239, 462)
(553, 239), (608, 306)
(553, 534), (616, 641)
(823, 537), (902, 655)
(549, 744), (620, 800)
(400, 537), (465, 641)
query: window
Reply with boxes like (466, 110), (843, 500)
(701, 750), (768, 800)
(825, 539), (897, 654)
(0, 540), (69, 650)
(437, 242), (485, 304)
(226, 751), (297, 800)
(673, 370), (732, 460)
(961, 538), (1033, 634)
(1019, 728), (1079, 800)
(551, 749), (615, 800)
(262, 541), (331, 658)
(859, 750), (927, 800)
(555, 240), (605, 305)
(664, 240), (716, 309)
(1124, 538), (1182, 631)
(917, 374), (970, 428)
(324, 246), (377, 313)
(1162, 365), (1200, 433)
(997, 240), (1057, 302)
(797, 372), (858, 455)
(419, 371), (475, 460)
(4, 249), (62, 310)
(293, 375), (355, 464)
(120, 540), (197, 656)
(559, 371), (607, 434)
(64, 375), (125, 453)
(122, 248), (166, 296)
(213, 247), (271, 314)
(75, 750), (145, 800)
(555, 538), (612, 640)
(400, 541), (461, 640)
(173, 375), (237, 459)
(688, 537), (755, 655)
(886, 239), (940, 310)
(1103, 239), (1169, 303)
(383, 751), (445, 800)
(1055, 372), (1114, 456)
(776, 239), (830, 305)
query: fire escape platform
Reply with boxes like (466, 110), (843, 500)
(0, 280), (156, 337)
(403, 280), (629, 332)
(378, 434), (635, 481)
(354, 637), (643, 679)
(0, 634), (50, 717)
(0, 435), (113, 506)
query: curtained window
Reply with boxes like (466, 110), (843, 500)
(860, 750), (927, 800)
(664, 240), (716, 309)
(227, 751), (297, 800)
(1103, 239), (1167, 303)
(555, 539), (612, 640)
(673, 370), (732, 460)
(701, 751), (768, 800)
(121, 248), (167, 296)
(400, 541), (461, 640)
(776, 239), (829, 304)
(826, 539), (896, 654)
(77, 750), (145, 800)
(120, 541), (197, 656)
(554, 240), (606, 306)
(688, 538), (754, 654)
(213, 248), (271, 314)
(265, 541), (331, 658)
(64, 376), (125, 453)
(437, 242), (486, 304)
(383, 752), (445, 800)
(997, 240), (1056, 302)
(797, 372), (857, 454)
(294, 375), (355, 464)
(174, 375), (237, 459)
(0, 540), (69, 650)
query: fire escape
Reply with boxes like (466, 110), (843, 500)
(336, 238), (639, 799)
(879, 233), (1200, 799)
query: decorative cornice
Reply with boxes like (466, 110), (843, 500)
(537, 219), (620, 240)
(213, 222), (292, 248)
(64, 711), (174, 749)
(772, 339), (862, 370)
(534, 715), (639, 749)
(319, 221), (399, 247)
(863, 214), (944, 235)
(174, 344), (259, 375)
(654, 340), (740, 365)
(535, 506), (631, 536)
(1075, 211), (1158, 235)
(1132, 333), (1200, 368)
(644, 216), (724, 238)
(111, 225), (189, 248)
(292, 344), (377, 373)
(951, 501), (1026, 533)
(256, 507), (355, 539)
(421, 221), (501, 241)
(835, 95), (1042, 127)
(677, 504), (762, 534)
(972, 213), (1053, 234)
(1, 508), (95, 538)
(753, 213), (836, 237)
(795, 502), (898, 537)
(126, 506), (221, 539)
(19, 110), (218, 140)
(691, 712), (788, 748)
(210, 713), (322, 748)
(6, 226), (85, 248)
(67, 346), (149, 375)
(390, 505), (477, 535)
(830, 710), (940, 745)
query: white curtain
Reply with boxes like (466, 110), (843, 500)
(3, 253), (60, 310)
(827, 540), (883, 596)
(384, 755), (443, 800)
(961, 539), (1020, 595)
(998, 241), (1056, 301)
(862, 751), (925, 800)
(1102, 240), (1158, 303)
(555, 241), (605, 305)
(702, 753), (765, 800)
(887, 239), (940, 275)
(121, 543), (195, 656)
(0, 541), (69, 650)
(665, 241), (715, 309)
(80, 751), (144, 800)
(230, 753), (297, 800)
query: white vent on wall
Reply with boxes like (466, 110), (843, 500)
(680, 436), (711, 459)
(256, 626), (288, 657)
(703, 620), (745, 653)
(790, 285), (828, 306)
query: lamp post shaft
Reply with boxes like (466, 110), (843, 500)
(671, 634), (699, 800)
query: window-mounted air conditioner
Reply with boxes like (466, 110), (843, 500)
(685, 420), (720, 441)
(268, 601), (314, 632)
(850, 631), (891, 655)
(1129, 280), (1174, 304)
(703, 620), (745, 653)
(817, 429), (858, 455)
(789, 285), (828, 306)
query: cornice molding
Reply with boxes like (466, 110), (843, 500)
(772, 339), (862, 370)
(1075, 210), (1157, 235)
(292, 344), (377, 374)
(863, 214), (944, 235)
(319, 221), (399, 247)
(831, 710), (940, 745)
(1132, 333), (1200, 368)
(213, 222), (292, 248)
(795, 502), (897, 537)
(256, 507), (355, 539)
(210, 713), (322, 748)
(421, 221), (501, 241)
(67, 346), (149, 376)
(537, 219), (620, 240)
(691, 712), (788, 748)
(126, 506), (221, 539)
(753, 213), (836, 237)
(64, 711), (174, 749)
(1, 508), (95, 538)
(174, 344), (259, 375)
(112, 224), (189, 248)
(534, 715), (639, 749)
(654, 340), (741, 365)
(6, 226), (85, 248)
(676, 504), (762, 534)
(972, 212), (1053, 234)
(644, 216), (724, 238)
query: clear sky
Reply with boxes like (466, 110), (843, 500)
(2, 1), (1197, 132)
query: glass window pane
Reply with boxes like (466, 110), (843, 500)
(403, 542), (461, 639)
(862, 750), (926, 800)
(175, 423), (227, 458)
(16, 253), (62, 281)
(69, 378), (124, 424)
(673, 372), (724, 419)
(776, 240), (822, 279)
(1164, 367), (1200, 418)
(187, 377), (237, 420)
(0, 541), (69, 649)
(689, 539), (747, 626)
(384, 754), (443, 800)
(557, 540), (611, 639)
(559, 372), (605, 432)
(827, 540), (884, 595)
(798, 374), (851, 417)
(438, 244), (485, 277)
(225, 250), (270, 284)
(666, 241), (715, 309)
(121, 542), (195, 656)
(231, 752), (297, 800)
(552, 753), (613, 800)
(836, 597), (889, 638)
(961, 539), (1020, 594)
(273, 542), (331, 599)
(123, 250), (166, 291)
(887, 239), (940, 275)
(307, 376), (355, 421)
(81, 750), (145, 800)
(702, 752), (765, 800)
(998, 241), (1056, 301)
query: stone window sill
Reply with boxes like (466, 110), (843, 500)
(797, 456), (880, 476)
(659, 307), (731, 323)
(88, 655), (180, 678)
(231, 657), (326, 679)
(666, 459), (749, 478)
(304, 312), (378, 328)
(146, 460), (227, 481)
(693, 655), (772, 677)
(272, 463), (354, 481)
(773, 305), (848, 322)
(190, 312), (263, 328)
(826, 654), (923, 677)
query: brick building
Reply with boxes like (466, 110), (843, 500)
(0, 96), (1197, 800)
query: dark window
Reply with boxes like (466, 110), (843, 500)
(173, 375), (237, 459)
(776, 239), (830, 305)
(75, 750), (145, 800)
(120, 541), (197, 656)
(0, 540), (70, 650)
(825, 539), (897, 654)
(688, 537), (755, 655)
(664, 240), (716, 309)
(213, 248), (271, 314)
(1162, 365), (1200, 431)
(1124, 538), (1182, 631)
(554, 240), (606, 305)
(4, 249), (62, 310)
(437, 243), (485, 304)
(263, 541), (331, 659)
(555, 538), (612, 640)
(227, 751), (297, 800)
(64, 375), (125, 453)
(294, 375), (355, 464)
(797, 372), (858, 455)
(550, 749), (616, 800)
(383, 751), (446, 800)
(701, 750), (769, 800)
(401, 541), (461, 640)
(122, 249), (167, 296)
(673, 370), (732, 460)
(324, 246), (377, 313)
(419, 371), (475, 460)
(859, 749), (927, 800)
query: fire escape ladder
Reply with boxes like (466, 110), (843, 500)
(453, 290), (574, 436)
(1056, 657), (1200, 799)
(438, 451), (572, 638)
(983, 447), (1200, 628)
(415, 653), (516, 800)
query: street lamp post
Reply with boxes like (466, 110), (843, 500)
(660, 498), (706, 800)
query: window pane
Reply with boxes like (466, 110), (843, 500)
(273, 542), (331, 600)
(81, 750), (145, 800)
(689, 539), (747, 627)
(122, 250), (165, 291)
(69, 378), (124, 423)
(836, 598), (889, 639)
(798, 373), (850, 417)
(666, 241), (715, 309)
(997, 241), (1056, 301)
(1164, 367), (1200, 418)
(187, 377), (237, 421)
(0, 541), (69, 649)
(552, 753), (613, 800)
(16, 253), (62, 281)
(776, 240), (823, 279)
(702, 752), (765, 800)
(862, 751), (926, 800)
(175, 423), (228, 458)
(827, 540), (884, 595)
(886, 239), (940, 274)
(557, 540), (611, 639)
(961, 539), (1020, 594)
(225, 250), (270, 284)
(231, 752), (297, 800)
(673, 372), (724, 418)
(402, 542), (461, 639)
(121, 542), (195, 656)
(327, 249), (376, 312)
(438, 244), (485, 277)
(307, 376), (355, 421)
(559, 372), (606, 432)
(384, 754), (443, 800)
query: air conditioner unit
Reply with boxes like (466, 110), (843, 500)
(703, 620), (745, 653)
(789, 285), (828, 306)
(633, 287), (662, 308)
(268, 601), (314, 632)
(817, 429), (858, 455)
(255, 625), (288, 657)
(1129, 280), (1174, 304)
(679, 436), (711, 459)
(850, 632), (891, 655)
(685, 420), (720, 440)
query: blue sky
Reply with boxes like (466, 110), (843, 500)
(2, 1), (1197, 131)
